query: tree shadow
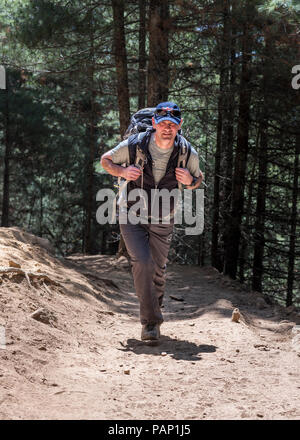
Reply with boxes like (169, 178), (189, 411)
(117, 335), (217, 361)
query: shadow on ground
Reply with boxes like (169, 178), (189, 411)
(117, 336), (217, 361)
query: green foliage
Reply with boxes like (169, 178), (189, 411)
(14, 0), (76, 47)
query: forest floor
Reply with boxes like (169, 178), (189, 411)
(0, 226), (299, 420)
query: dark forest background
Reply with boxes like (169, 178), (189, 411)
(0, 0), (300, 307)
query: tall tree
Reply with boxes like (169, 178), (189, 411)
(220, 0), (237, 272)
(224, 9), (253, 279)
(286, 134), (300, 306)
(147, 0), (169, 106)
(211, 1), (231, 271)
(84, 10), (97, 253)
(252, 35), (271, 292)
(112, 0), (130, 136)
(1, 68), (10, 227)
(138, 0), (147, 108)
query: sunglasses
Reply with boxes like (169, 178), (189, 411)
(155, 109), (181, 118)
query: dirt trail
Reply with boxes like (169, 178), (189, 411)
(0, 227), (299, 420)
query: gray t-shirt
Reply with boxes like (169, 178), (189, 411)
(109, 133), (201, 185)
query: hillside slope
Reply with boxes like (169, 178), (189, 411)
(0, 227), (299, 420)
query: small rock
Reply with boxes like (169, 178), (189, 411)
(124, 370), (130, 375)
(161, 352), (167, 356)
(254, 344), (270, 351)
(257, 413), (264, 418)
(30, 308), (57, 326)
(9, 260), (21, 268)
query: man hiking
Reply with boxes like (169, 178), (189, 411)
(101, 102), (203, 341)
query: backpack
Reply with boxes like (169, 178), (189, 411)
(112, 107), (192, 222)
(122, 107), (191, 184)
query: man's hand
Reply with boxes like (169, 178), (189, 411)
(122, 165), (142, 181)
(175, 167), (193, 185)
(101, 155), (142, 180)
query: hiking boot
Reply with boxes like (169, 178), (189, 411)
(141, 323), (161, 341)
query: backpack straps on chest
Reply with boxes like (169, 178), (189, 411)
(128, 129), (153, 189)
(127, 130), (191, 190)
(176, 135), (192, 190)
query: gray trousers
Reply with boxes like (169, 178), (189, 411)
(120, 222), (174, 325)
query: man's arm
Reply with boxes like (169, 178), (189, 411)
(101, 152), (126, 178)
(185, 171), (204, 190)
(100, 152), (142, 181)
(175, 168), (204, 189)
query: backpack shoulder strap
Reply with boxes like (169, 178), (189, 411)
(127, 129), (153, 168)
(176, 135), (192, 190)
(177, 135), (192, 168)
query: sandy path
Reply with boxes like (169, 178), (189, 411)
(0, 228), (299, 420)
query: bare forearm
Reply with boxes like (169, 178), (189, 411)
(101, 157), (125, 178)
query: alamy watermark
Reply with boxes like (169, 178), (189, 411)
(96, 187), (204, 235)
(0, 65), (6, 89)
(0, 326), (6, 349)
(292, 65), (300, 90)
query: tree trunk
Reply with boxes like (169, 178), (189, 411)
(211, 2), (230, 271)
(112, 0), (131, 136)
(39, 182), (43, 237)
(147, 0), (169, 106)
(286, 134), (300, 306)
(112, 0), (131, 257)
(198, 134), (208, 266)
(239, 128), (259, 283)
(1, 71), (10, 227)
(221, 0), (237, 271)
(224, 19), (252, 279)
(84, 12), (96, 254)
(138, 0), (147, 108)
(252, 35), (272, 291)
(251, 127), (268, 291)
(100, 229), (107, 254)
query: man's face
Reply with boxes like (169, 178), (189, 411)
(152, 118), (182, 141)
